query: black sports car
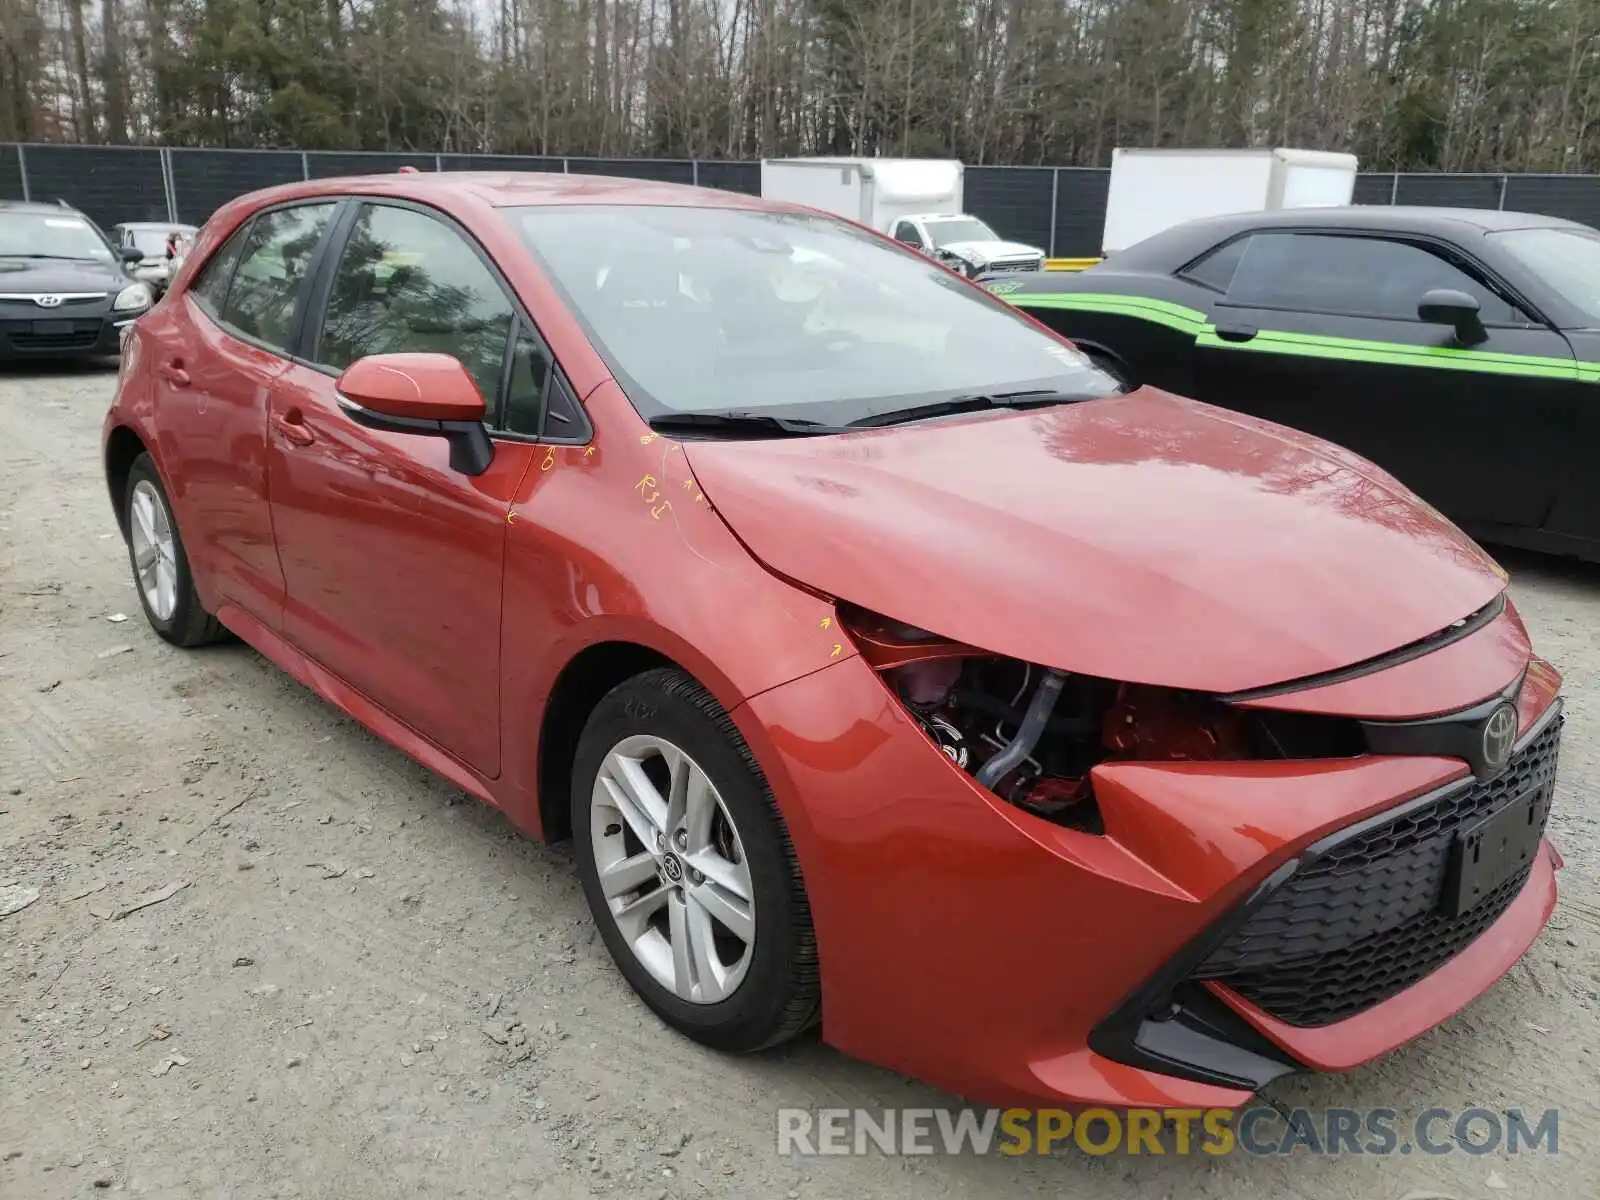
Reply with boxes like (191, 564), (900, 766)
(985, 207), (1600, 563)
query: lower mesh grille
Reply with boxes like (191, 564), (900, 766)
(5, 321), (104, 350)
(1195, 713), (1562, 1028)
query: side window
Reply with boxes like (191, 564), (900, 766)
(316, 203), (515, 421)
(1181, 236), (1248, 293)
(894, 221), (924, 248)
(503, 322), (588, 440)
(503, 325), (551, 436)
(218, 203), (337, 351)
(189, 226), (250, 317)
(1224, 233), (1523, 325)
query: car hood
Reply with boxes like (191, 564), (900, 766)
(0, 257), (126, 294)
(941, 239), (1042, 262)
(681, 389), (1506, 694)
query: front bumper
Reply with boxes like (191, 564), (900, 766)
(737, 654), (1563, 1109)
(0, 300), (141, 359)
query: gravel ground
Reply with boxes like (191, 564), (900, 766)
(1, 364), (1597, 1199)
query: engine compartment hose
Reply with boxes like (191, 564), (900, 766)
(975, 668), (1068, 789)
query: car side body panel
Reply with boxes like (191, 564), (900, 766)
(494, 381), (859, 833)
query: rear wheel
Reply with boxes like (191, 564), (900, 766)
(572, 668), (820, 1051)
(123, 453), (226, 647)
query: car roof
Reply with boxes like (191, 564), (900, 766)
(1182, 205), (1587, 238)
(1104, 203), (1594, 277)
(233, 171), (782, 214)
(0, 199), (88, 216)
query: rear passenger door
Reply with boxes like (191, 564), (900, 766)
(1191, 231), (1579, 533)
(152, 201), (340, 628)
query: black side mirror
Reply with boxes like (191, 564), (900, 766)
(1418, 288), (1486, 346)
(119, 245), (144, 264)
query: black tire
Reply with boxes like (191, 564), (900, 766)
(122, 452), (227, 648)
(572, 667), (820, 1052)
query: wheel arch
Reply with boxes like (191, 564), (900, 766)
(535, 640), (677, 842)
(104, 423), (151, 538)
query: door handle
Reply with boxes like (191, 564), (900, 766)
(159, 360), (191, 387)
(1213, 323), (1259, 343)
(273, 410), (315, 447)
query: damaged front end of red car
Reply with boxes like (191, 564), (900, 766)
(808, 597), (1564, 1104)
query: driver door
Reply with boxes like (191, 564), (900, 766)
(1192, 230), (1580, 531)
(265, 201), (539, 777)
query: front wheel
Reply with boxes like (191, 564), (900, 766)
(572, 668), (820, 1052)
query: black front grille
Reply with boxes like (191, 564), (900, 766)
(4, 320), (104, 350)
(1195, 712), (1562, 1028)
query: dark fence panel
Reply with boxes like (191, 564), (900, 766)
(9, 145), (1600, 255)
(439, 154), (565, 172)
(0, 145), (23, 200)
(1395, 172), (1502, 209)
(1503, 175), (1600, 229)
(306, 151), (437, 178)
(1052, 168), (1112, 256)
(170, 148), (305, 225)
(22, 145), (168, 228)
(694, 160), (760, 195)
(966, 166), (1055, 253)
(1353, 173), (1395, 205)
(569, 158), (696, 184)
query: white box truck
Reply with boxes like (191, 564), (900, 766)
(1101, 148), (1359, 256)
(759, 157), (1047, 276)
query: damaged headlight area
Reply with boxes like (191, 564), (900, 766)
(838, 604), (1365, 831)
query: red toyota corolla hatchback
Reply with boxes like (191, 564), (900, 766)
(103, 172), (1565, 1109)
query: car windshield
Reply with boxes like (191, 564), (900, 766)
(127, 228), (177, 256)
(922, 217), (1000, 248)
(1490, 226), (1600, 325)
(504, 205), (1115, 423)
(0, 211), (113, 262)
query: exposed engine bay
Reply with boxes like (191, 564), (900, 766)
(841, 605), (1364, 830)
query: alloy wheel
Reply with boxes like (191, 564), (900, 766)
(129, 478), (178, 622)
(589, 734), (755, 1004)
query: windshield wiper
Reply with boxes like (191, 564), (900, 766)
(647, 411), (856, 437)
(847, 389), (1088, 429)
(0, 253), (102, 262)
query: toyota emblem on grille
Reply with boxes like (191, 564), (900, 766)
(34, 295), (63, 308)
(1481, 703), (1518, 772)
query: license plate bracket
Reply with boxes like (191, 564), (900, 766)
(31, 319), (75, 335)
(1441, 791), (1545, 918)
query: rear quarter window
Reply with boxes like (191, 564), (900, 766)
(1179, 237), (1248, 293)
(189, 229), (248, 317)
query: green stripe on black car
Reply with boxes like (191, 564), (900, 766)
(995, 289), (1595, 383)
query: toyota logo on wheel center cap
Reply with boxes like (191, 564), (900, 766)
(661, 852), (684, 883)
(34, 295), (62, 308)
(1481, 703), (1518, 773)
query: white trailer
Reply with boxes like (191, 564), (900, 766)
(759, 157), (1046, 276)
(1101, 148), (1359, 256)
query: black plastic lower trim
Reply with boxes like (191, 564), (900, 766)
(1087, 859), (1306, 1091)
